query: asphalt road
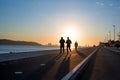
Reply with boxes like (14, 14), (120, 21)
(79, 47), (120, 80)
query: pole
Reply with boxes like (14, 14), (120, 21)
(109, 31), (111, 40)
(107, 33), (109, 42)
(113, 25), (115, 41)
(118, 32), (120, 41)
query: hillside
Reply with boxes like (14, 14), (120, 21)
(0, 39), (42, 46)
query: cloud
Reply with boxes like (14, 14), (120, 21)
(109, 4), (113, 6)
(96, 2), (104, 6)
(100, 3), (104, 6)
(96, 2), (100, 5)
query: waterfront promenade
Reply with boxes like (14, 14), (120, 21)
(0, 47), (120, 80)
(0, 47), (95, 80)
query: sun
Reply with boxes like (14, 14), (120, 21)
(63, 27), (78, 42)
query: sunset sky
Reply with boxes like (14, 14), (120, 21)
(0, 0), (120, 46)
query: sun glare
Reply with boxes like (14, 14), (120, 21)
(63, 27), (78, 42)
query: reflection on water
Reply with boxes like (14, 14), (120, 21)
(0, 45), (59, 54)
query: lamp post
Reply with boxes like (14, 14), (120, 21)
(113, 25), (115, 41)
(118, 32), (120, 41)
(109, 31), (111, 40)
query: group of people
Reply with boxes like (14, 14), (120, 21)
(59, 37), (78, 53)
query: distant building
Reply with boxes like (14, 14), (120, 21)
(48, 43), (52, 46)
(100, 40), (120, 48)
(114, 41), (120, 48)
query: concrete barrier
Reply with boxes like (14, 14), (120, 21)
(61, 47), (99, 80)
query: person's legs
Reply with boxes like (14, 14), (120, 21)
(69, 46), (71, 52)
(67, 46), (68, 53)
(63, 46), (64, 53)
(68, 45), (71, 52)
(60, 46), (62, 53)
(76, 47), (77, 51)
(75, 46), (77, 51)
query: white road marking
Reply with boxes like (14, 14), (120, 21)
(40, 64), (46, 66)
(14, 71), (23, 74)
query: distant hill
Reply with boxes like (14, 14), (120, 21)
(0, 39), (43, 46)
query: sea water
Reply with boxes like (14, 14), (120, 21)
(0, 45), (59, 54)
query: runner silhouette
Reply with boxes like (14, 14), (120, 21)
(66, 37), (72, 53)
(59, 37), (65, 53)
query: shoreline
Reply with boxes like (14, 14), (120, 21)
(0, 49), (59, 62)
(0, 45), (59, 54)
(0, 47), (95, 63)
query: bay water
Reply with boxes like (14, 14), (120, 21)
(0, 45), (59, 54)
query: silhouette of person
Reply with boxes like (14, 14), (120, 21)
(59, 37), (65, 53)
(74, 41), (78, 51)
(66, 37), (72, 53)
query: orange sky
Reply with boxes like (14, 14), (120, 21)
(0, 0), (120, 46)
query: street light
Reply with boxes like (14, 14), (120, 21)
(113, 25), (115, 41)
(109, 31), (111, 40)
(118, 32), (120, 41)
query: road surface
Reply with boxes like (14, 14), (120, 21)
(79, 47), (120, 80)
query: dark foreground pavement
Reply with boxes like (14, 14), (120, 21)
(0, 47), (96, 80)
(79, 47), (120, 80)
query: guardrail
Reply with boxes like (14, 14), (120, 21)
(61, 47), (99, 80)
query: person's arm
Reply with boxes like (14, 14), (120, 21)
(59, 40), (61, 43)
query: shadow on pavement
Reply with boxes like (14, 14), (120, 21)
(77, 50), (87, 58)
(24, 53), (64, 80)
(54, 53), (71, 80)
(76, 49), (99, 80)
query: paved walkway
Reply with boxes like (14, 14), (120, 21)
(0, 47), (96, 80)
(79, 47), (120, 80)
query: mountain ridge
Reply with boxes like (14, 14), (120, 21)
(0, 39), (43, 46)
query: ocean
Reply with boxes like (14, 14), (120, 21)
(0, 45), (59, 54)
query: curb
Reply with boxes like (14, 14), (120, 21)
(61, 47), (99, 80)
